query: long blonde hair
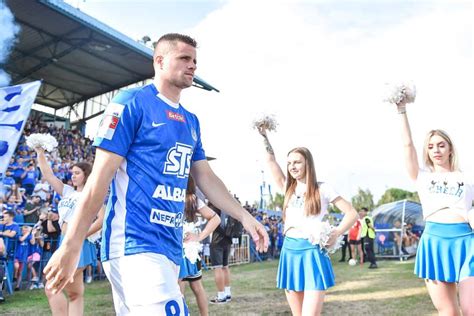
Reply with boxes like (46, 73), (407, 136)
(422, 129), (459, 172)
(282, 147), (321, 219)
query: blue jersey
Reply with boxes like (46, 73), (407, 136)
(94, 84), (206, 265)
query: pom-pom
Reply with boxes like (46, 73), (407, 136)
(87, 230), (101, 243)
(182, 222), (202, 263)
(252, 113), (278, 132)
(383, 82), (416, 104)
(26, 133), (58, 152)
(305, 221), (344, 256)
(183, 241), (203, 263)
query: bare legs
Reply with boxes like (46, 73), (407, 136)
(45, 268), (85, 316)
(285, 290), (325, 316)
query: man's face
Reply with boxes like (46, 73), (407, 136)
(3, 213), (13, 224)
(157, 41), (197, 89)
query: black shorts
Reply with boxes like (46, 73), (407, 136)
(210, 243), (231, 267)
(349, 239), (361, 245)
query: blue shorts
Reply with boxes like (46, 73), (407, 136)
(277, 237), (335, 291)
(415, 222), (474, 282)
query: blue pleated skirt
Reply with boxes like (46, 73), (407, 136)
(277, 237), (335, 291)
(415, 222), (474, 282)
(179, 256), (201, 279)
(59, 236), (96, 269)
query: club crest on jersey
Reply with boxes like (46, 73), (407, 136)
(191, 128), (197, 142)
(96, 102), (124, 140)
(150, 209), (183, 228)
(164, 143), (193, 178)
(167, 110), (185, 122)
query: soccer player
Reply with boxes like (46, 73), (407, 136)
(44, 33), (268, 315)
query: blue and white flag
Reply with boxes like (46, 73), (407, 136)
(0, 80), (41, 181)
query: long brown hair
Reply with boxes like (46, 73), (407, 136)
(282, 147), (321, 219)
(184, 175), (198, 223)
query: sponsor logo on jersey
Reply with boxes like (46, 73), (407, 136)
(164, 143), (193, 178)
(96, 103), (125, 140)
(167, 110), (185, 122)
(152, 185), (186, 202)
(150, 209), (183, 228)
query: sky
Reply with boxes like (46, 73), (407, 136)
(6, 0), (474, 206)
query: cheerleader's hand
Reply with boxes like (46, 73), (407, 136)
(34, 146), (45, 155)
(396, 99), (407, 113)
(184, 233), (200, 243)
(326, 229), (341, 248)
(257, 126), (267, 137)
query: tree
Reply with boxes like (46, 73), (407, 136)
(376, 188), (420, 206)
(267, 192), (285, 211)
(351, 188), (375, 211)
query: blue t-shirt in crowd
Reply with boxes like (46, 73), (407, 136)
(22, 170), (37, 185)
(1, 222), (21, 248)
(12, 163), (24, 178)
(93, 84), (206, 265)
(15, 233), (32, 262)
(3, 176), (15, 186)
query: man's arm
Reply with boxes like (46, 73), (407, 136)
(191, 160), (269, 252)
(0, 229), (17, 238)
(44, 148), (123, 293)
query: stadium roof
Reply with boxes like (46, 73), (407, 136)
(5, 0), (219, 111)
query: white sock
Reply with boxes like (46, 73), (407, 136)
(224, 286), (231, 297)
(218, 291), (226, 300)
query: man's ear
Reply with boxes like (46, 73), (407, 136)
(154, 55), (164, 69)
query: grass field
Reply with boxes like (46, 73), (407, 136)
(1, 257), (437, 315)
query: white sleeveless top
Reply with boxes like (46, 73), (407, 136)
(284, 182), (340, 238)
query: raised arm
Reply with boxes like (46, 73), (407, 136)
(257, 127), (285, 191)
(398, 101), (419, 180)
(44, 148), (123, 293)
(34, 147), (64, 195)
(191, 160), (269, 252)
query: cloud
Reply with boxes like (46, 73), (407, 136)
(0, 2), (20, 86)
(177, 1), (472, 204)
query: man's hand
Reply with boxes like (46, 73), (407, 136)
(43, 243), (81, 294)
(241, 214), (269, 252)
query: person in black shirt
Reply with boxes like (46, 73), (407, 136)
(209, 204), (233, 304)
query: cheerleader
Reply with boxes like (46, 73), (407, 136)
(257, 127), (358, 316)
(35, 147), (103, 316)
(179, 175), (220, 316)
(396, 99), (474, 315)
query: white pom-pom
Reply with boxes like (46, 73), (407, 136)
(26, 133), (58, 152)
(305, 221), (344, 256)
(87, 230), (101, 243)
(252, 113), (278, 132)
(383, 82), (416, 105)
(182, 222), (202, 262)
(183, 241), (203, 263)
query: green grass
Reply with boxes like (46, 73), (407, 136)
(1, 257), (436, 315)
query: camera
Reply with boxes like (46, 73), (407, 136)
(364, 218), (371, 225)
